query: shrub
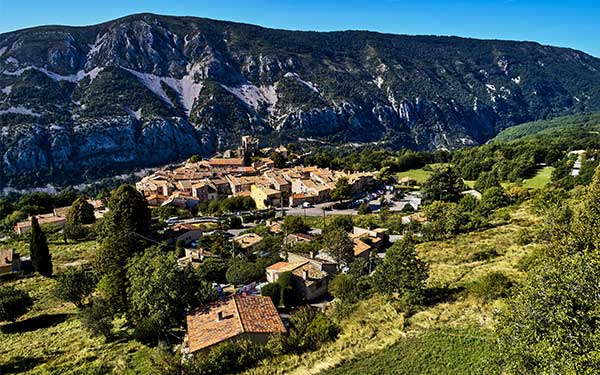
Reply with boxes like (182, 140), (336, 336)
(329, 273), (372, 304)
(54, 267), (97, 307)
(261, 282), (280, 305)
(0, 287), (33, 323)
(357, 202), (372, 215)
(183, 339), (265, 375)
(288, 307), (340, 351)
(80, 297), (114, 339)
(515, 228), (533, 246)
(468, 247), (499, 262)
(469, 272), (514, 302)
(265, 333), (292, 357)
(64, 224), (93, 242)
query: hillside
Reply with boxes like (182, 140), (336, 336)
(492, 111), (600, 142)
(2, 13), (600, 188)
(0, 205), (539, 374)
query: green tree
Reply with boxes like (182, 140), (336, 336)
(269, 151), (287, 169)
(277, 271), (299, 307)
(126, 247), (217, 344)
(54, 267), (97, 308)
(0, 198), (14, 219)
(176, 239), (186, 258)
(478, 186), (510, 216)
(423, 201), (468, 239)
(282, 215), (309, 234)
(473, 170), (501, 192)
(377, 166), (394, 185)
(571, 166), (600, 251)
(225, 260), (263, 286)
(422, 167), (464, 203)
(95, 184), (151, 311)
(497, 165), (600, 373)
(326, 215), (354, 232)
(0, 286), (33, 323)
(99, 184), (151, 236)
(197, 257), (230, 284)
(188, 154), (202, 163)
(372, 238), (428, 304)
(66, 196), (95, 226)
(261, 282), (280, 305)
(29, 216), (53, 277)
(330, 177), (352, 204)
(497, 253), (600, 374)
(329, 272), (372, 304)
(322, 227), (354, 268)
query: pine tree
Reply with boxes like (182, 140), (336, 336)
(30, 216), (53, 277)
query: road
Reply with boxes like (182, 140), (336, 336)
(284, 192), (421, 217)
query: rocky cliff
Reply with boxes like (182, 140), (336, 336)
(1, 13), (600, 187)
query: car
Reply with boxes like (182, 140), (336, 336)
(301, 202), (313, 208)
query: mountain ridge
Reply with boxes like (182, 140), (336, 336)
(1, 13), (600, 188)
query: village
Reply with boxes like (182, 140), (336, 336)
(130, 136), (424, 354)
(0, 135), (429, 357)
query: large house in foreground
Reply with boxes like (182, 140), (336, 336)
(184, 295), (286, 354)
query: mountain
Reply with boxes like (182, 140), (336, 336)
(2, 13), (600, 188)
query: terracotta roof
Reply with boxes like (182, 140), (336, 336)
(186, 295), (285, 353)
(267, 261), (302, 272)
(266, 222), (282, 233)
(234, 233), (264, 249)
(209, 158), (245, 166)
(186, 297), (242, 353)
(353, 238), (372, 256)
(291, 263), (328, 286)
(236, 295), (286, 333)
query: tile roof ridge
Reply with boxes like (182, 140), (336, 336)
(233, 295), (246, 334)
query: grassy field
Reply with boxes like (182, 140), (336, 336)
(522, 166), (554, 189)
(0, 238), (156, 374)
(396, 168), (432, 185)
(320, 328), (497, 375)
(246, 205), (541, 375)
(1, 203), (542, 374)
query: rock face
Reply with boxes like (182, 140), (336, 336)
(1, 13), (600, 187)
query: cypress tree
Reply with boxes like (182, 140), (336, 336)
(30, 216), (53, 277)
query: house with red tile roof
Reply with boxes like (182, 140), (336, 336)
(266, 260), (329, 301)
(184, 295), (286, 354)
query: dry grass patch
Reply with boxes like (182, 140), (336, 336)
(244, 295), (405, 375)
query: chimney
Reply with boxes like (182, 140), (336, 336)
(216, 311), (224, 322)
(302, 270), (309, 280)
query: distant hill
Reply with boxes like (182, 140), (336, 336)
(2, 13), (600, 187)
(492, 112), (600, 142)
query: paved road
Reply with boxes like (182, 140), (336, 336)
(284, 192), (421, 217)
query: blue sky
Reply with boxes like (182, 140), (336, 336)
(1, 0), (598, 57)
